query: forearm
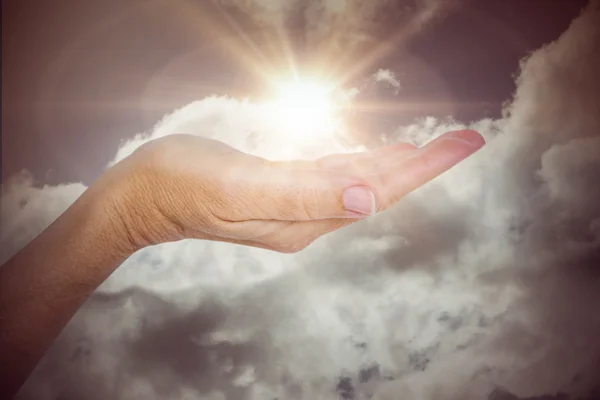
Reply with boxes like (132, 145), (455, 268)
(0, 183), (132, 398)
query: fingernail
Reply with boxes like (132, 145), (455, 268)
(446, 130), (486, 148)
(343, 186), (376, 216)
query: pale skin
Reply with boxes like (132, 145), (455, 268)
(0, 129), (485, 397)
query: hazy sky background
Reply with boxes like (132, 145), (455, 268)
(1, 0), (589, 185)
(2, 1), (600, 400)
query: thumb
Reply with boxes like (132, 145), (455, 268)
(247, 160), (377, 221)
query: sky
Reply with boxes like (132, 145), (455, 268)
(1, 0), (589, 184)
(2, 1), (600, 399)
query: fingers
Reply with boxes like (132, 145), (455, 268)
(222, 130), (483, 223)
(237, 142), (417, 222)
(241, 161), (377, 221)
(316, 142), (417, 171)
(371, 129), (485, 211)
(314, 130), (485, 213)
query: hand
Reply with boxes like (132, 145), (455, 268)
(0, 129), (485, 398)
(98, 130), (485, 254)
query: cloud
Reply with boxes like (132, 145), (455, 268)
(373, 69), (401, 94)
(3, 2), (600, 400)
(0, 172), (86, 265)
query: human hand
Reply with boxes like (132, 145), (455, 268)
(0, 129), (484, 398)
(98, 130), (485, 254)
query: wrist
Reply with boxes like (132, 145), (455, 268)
(82, 169), (143, 259)
(91, 158), (189, 253)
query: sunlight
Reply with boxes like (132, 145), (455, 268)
(268, 78), (341, 139)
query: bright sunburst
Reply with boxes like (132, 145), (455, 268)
(267, 78), (342, 138)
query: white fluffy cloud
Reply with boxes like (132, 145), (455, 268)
(3, 3), (600, 400)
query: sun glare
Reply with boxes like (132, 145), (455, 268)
(268, 78), (340, 137)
